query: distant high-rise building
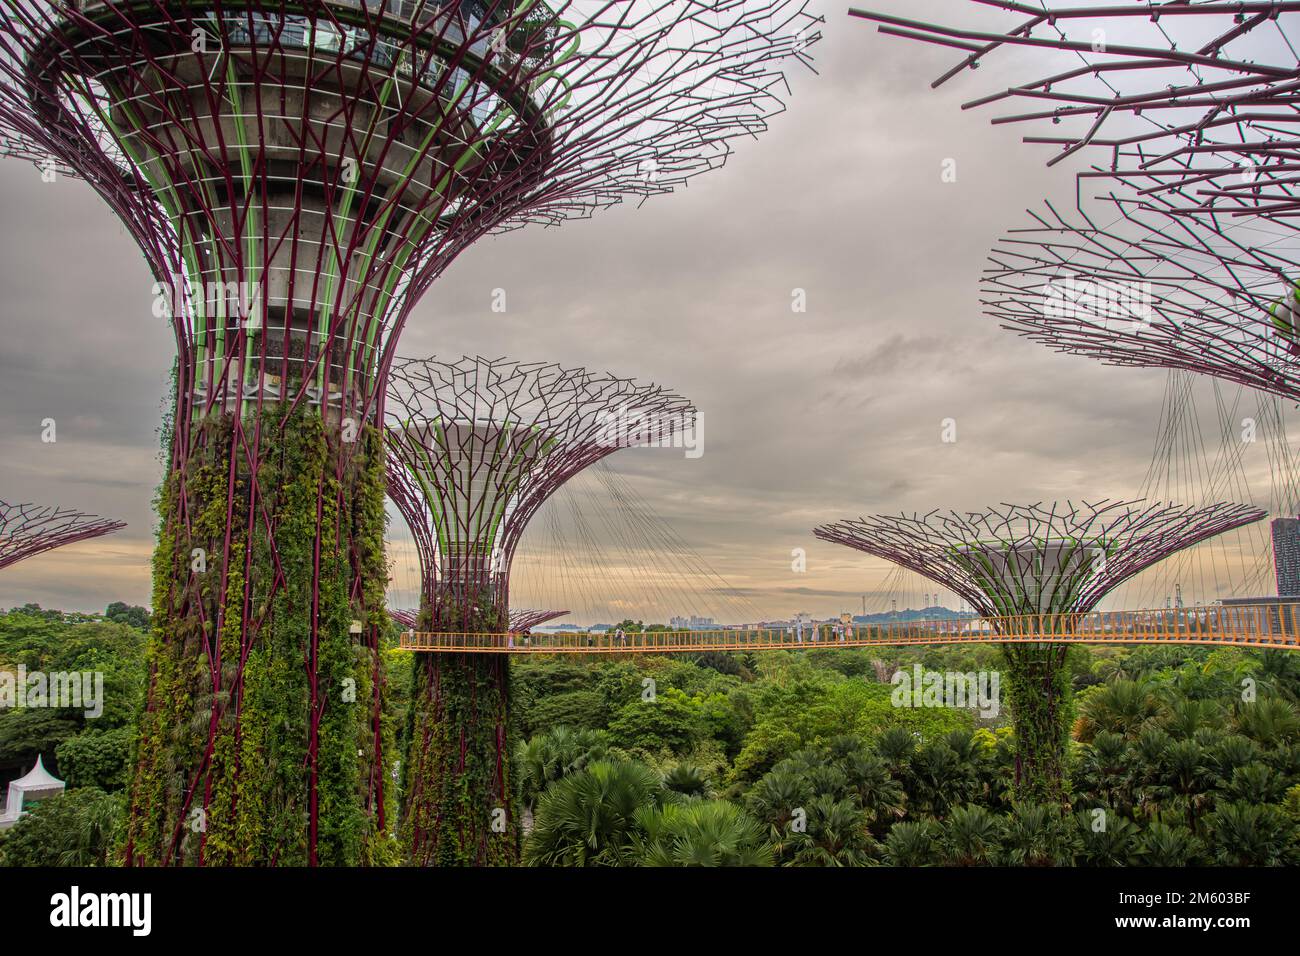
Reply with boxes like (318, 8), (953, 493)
(1272, 518), (1300, 596)
(670, 615), (715, 630)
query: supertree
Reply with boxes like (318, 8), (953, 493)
(0, 1), (818, 865)
(983, 185), (1300, 402)
(386, 354), (692, 865)
(814, 499), (1265, 802)
(849, 1), (1300, 218)
(0, 500), (125, 572)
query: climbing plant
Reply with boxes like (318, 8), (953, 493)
(124, 406), (391, 865)
(402, 591), (519, 866)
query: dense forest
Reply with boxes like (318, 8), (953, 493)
(2, 607), (1298, 866)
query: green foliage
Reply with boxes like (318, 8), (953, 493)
(606, 688), (707, 757)
(516, 725), (609, 812)
(1000, 644), (1073, 804)
(0, 789), (123, 866)
(999, 803), (1076, 866)
(124, 407), (388, 866)
(105, 603), (151, 631)
(632, 800), (772, 866)
(0, 609), (146, 788)
(729, 678), (973, 786)
(883, 820), (941, 866)
(940, 805), (1002, 866)
(787, 795), (880, 866)
(55, 727), (135, 790)
(524, 690), (610, 735)
(524, 759), (665, 866)
(660, 762), (714, 800)
(402, 593), (517, 866)
(1204, 801), (1298, 866)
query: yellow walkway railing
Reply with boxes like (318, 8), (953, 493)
(397, 603), (1300, 653)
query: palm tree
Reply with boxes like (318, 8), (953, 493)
(1072, 731), (1134, 815)
(745, 766), (812, 857)
(1076, 679), (1160, 741)
(1147, 738), (1214, 829)
(633, 800), (773, 866)
(524, 759), (663, 866)
(1160, 698), (1222, 741)
(882, 819), (940, 866)
(1233, 697), (1300, 746)
(1265, 741), (1300, 781)
(1127, 727), (1171, 817)
(999, 803), (1076, 867)
(874, 727), (917, 777)
(660, 763), (714, 801)
(785, 795), (879, 867)
(1204, 735), (1262, 787)
(1204, 801), (1297, 866)
(1218, 762), (1286, 805)
(906, 742), (975, 819)
(1073, 810), (1139, 866)
(1138, 821), (1205, 866)
(940, 805), (1001, 866)
(515, 726), (609, 816)
(1248, 650), (1300, 702)
(839, 749), (906, 834)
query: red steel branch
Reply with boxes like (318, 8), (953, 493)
(386, 355), (694, 625)
(0, 499), (125, 572)
(984, 182), (1300, 402)
(0, 0), (821, 444)
(815, 499), (1265, 617)
(389, 607), (566, 631)
(850, 1), (1300, 218)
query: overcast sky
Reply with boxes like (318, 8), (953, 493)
(1, 1), (1293, 623)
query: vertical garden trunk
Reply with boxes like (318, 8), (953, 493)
(1000, 643), (1072, 805)
(124, 406), (394, 866)
(402, 603), (519, 866)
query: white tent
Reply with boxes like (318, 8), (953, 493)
(0, 754), (65, 829)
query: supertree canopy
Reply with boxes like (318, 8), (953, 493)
(814, 499), (1265, 801)
(386, 354), (693, 865)
(850, 1), (1300, 218)
(0, 500), (125, 571)
(0, 1), (817, 867)
(983, 186), (1300, 402)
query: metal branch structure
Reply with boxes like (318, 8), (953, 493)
(984, 186), (1300, 401)
(850, 1), (1300, 218)
(506, 607), (568, 632)
(815, 499), (1265, 801)
(389, 606), (419, 630)
(388, 606), (566, 630)
(0, 0), (821, 428)
(0, 500), (124, 572)
(0, 0), (817, 867)
(386, 354), (693, 865)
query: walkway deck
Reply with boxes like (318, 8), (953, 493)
(396, 603), (1300, 653)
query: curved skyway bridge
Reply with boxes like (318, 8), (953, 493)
(398, 603), (1300, 654)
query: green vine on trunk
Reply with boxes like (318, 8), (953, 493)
(401, 592), (519, 866)
(124, 405), (391, 866)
